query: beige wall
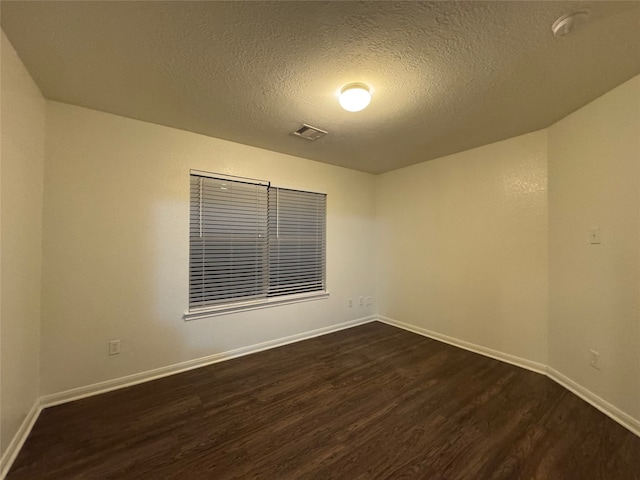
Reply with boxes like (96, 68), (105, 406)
(2, 34), (639, 456)
(375, 130), (549, 364)
(548, 75), (640, 421)
(0, 33), (45, 455)
(375, 74), (640, 429)
(40, 101), (377, 395)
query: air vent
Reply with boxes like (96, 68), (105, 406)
(293, 124), (328, 141)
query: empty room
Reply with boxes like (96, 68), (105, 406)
(1, 1), (639, 478)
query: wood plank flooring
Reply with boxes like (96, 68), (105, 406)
(8, 322), (640, 479)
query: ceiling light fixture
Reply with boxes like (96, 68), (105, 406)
(339, 83), (371, 112)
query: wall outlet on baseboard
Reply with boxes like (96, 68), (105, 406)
(109, 340), (121, 355)
(589, 349), (600, 370)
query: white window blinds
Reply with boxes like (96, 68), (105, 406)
(189, 173), (326, 312)
(189, 174), (269, 309)
(268, 188), (326, 297)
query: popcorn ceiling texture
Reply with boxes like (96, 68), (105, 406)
(1, 1), (639, 173)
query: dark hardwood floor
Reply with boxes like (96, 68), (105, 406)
(8, 322), (640, 479)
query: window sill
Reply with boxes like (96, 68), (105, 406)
(183, 291), (330, 321)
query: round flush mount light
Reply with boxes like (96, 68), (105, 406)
(552, 11), (589, 37)
(339, 83), (371, 112)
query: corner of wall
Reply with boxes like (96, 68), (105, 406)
(547, 74), (640, 426)
(0, 30), (46, 473)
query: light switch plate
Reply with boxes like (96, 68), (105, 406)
(589, 227), (601, 244)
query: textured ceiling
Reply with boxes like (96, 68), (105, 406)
(2, 1), (639, 174)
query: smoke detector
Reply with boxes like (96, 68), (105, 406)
(552, 11), (589, 37)
(293, 124), (328, 141)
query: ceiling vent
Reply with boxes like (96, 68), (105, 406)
(293, 124), (328, 141)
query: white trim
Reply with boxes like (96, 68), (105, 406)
(377, 315), (639, 438)
(2, 316), (374, 477)
(4, 315), (639, 477)
(0, 399), (42, 480)
(40, 315), (374, 408)
(547, 367), (640, 437)
(184, 291), (330, 321)
(377, 316), (547, 374)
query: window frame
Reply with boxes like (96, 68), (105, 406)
(184, 170), (329, 321)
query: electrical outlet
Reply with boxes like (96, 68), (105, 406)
(359, 296), (364, 306)
(109, 340), (121, 355)
(589, 349), (600, 370)
(366, 296), (373, 305)
(348, 298), (353, 307)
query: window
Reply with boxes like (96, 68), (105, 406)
(188, 174), (269, 308)
(188, 171), (327, 317)
(268, 187), (326, 297)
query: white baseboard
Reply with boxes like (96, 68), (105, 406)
(3, 314), (638, 479)
(40, 316), (376, 408)
(377, 316), (547, 374)
(0, 316), (375, 479)
(0, 398), (42, 479)
(377, 315), (640, 438)
(547, 367), (640, 437)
